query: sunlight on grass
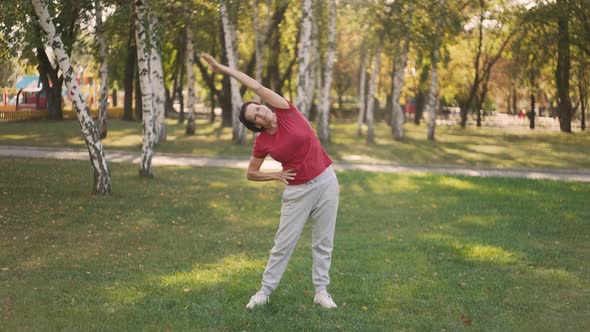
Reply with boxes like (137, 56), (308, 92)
(461, 244), (518, 264)
(460, 215), (497, 226)
(529, 267), (585, 286)
(366, 174), (421, 194)
(105, 286), (147, 306)
(161, 254), (264, 289)
(66, 137), (85, 145)
(438, 177), (478, 190)
(104, 135), (142, 147)
(208, 181), (228, 188)
(0, 134), (40, 140)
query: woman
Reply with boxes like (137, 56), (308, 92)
(202, 54), (339, 309)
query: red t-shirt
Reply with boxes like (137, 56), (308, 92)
(252, 101), (332, 185)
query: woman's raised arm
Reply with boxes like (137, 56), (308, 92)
(201, 54), (288, 109)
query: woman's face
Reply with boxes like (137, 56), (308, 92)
(245, 104), (274, 128)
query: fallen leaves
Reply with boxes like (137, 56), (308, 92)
(460, 314), (472, 326)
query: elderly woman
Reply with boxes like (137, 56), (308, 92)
(202, 54), (340, 309)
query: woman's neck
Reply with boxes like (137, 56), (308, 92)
(264, 114), (278, 135)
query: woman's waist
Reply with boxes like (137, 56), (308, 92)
(287, 164), (334, 186)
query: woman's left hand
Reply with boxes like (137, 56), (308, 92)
(201, 53), (227, 74)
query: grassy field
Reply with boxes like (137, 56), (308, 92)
(1, 118), (589, 169)
(1, 157), (589, 331)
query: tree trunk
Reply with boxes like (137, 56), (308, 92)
(112, 89), (117, 107)
(426, 49), (439, 141)
(220, 2), (245, 144)
(579, 67), (587, 131)
(556, 0), (572, 133)
(148, 11), (166, 143)
(295, 0), (313, 118)
(36, 47), (63, 120)
(95, 0), (108, 138)
(253, 0), (271, 103)
(123, 30), (135, 121)
(185, 28), (196, 135)
(167, 43), (182, 117)
(414, 64), (430, 125)
(357, 54), (367, 137)
(134, 0), (155, 177)
(529, 92), (536, 129)
(209, 92), (216, 123)
(366, 48), (381, 144)
(177, 51), (185, 124)
(512, 83), (517, 115)
(309, 15), (320, 122)
(32, 0), (111, 194)
(317, 0), (336, 144)
(529, 69), (536, 129)
(460, 8), (484, 128)
(134, 66), (142, 121)
(391, 36), (409, 141)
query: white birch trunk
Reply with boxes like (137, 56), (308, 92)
(295, 0), (313, 118)
(366, 47), (382, 144)
(149, 12), (166, 144)
(426, 62), (438, 141)
(32, 0), (111, 194)
(220, 2), (245, 144)
(253, 0), (270, 103)
(391, 36), (409, 141)
(310, 14), (320, 116)
(357, 55), (367, 137)
(252, 0), (270, 140)
(95, 0), (108, 139)
(318, 0), (336, 144)
(253, 0), (262, 103)
(134, 0), (155, 177)
(185, 28), (196, 135)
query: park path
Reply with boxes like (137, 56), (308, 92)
(1, 145), (590, 182)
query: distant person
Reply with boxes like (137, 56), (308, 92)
(202, 54), (340, 310)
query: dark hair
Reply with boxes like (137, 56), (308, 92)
(239, 101), (264, 133)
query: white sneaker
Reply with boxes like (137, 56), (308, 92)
(245, 291), (269, 309)
(314, 291), (337, 309)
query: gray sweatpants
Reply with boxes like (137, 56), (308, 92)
(260, 166), (339, 296)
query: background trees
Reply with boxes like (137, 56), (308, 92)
(1, 0), (588, 146)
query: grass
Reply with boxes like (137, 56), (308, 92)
(1, 118), (589, 169)
(1, 158), (589, 331)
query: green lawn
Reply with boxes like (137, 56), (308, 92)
(1, 158), (589, 331)
(1, 118), (589, 169)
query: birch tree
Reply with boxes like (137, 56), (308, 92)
(366, 47), (382, 144)
(253, 0), (271, 103)
(295, 0), (313, 118)
(32, 0), (111, 194)
(317, 0), (336, 144)
(357, 54), (367, 137)
(149, 11), (167, 143)
(185, 27), (196, 135)
(220, 1), (246, 144)
(135, 0), (155, 177)
(310, 13), (320, 117)
(390, 4), (413, 141)
(95, 0), (108, 139)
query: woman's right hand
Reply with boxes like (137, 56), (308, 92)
(275, 169), (296, 184)
(201, 53), (227, 74)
